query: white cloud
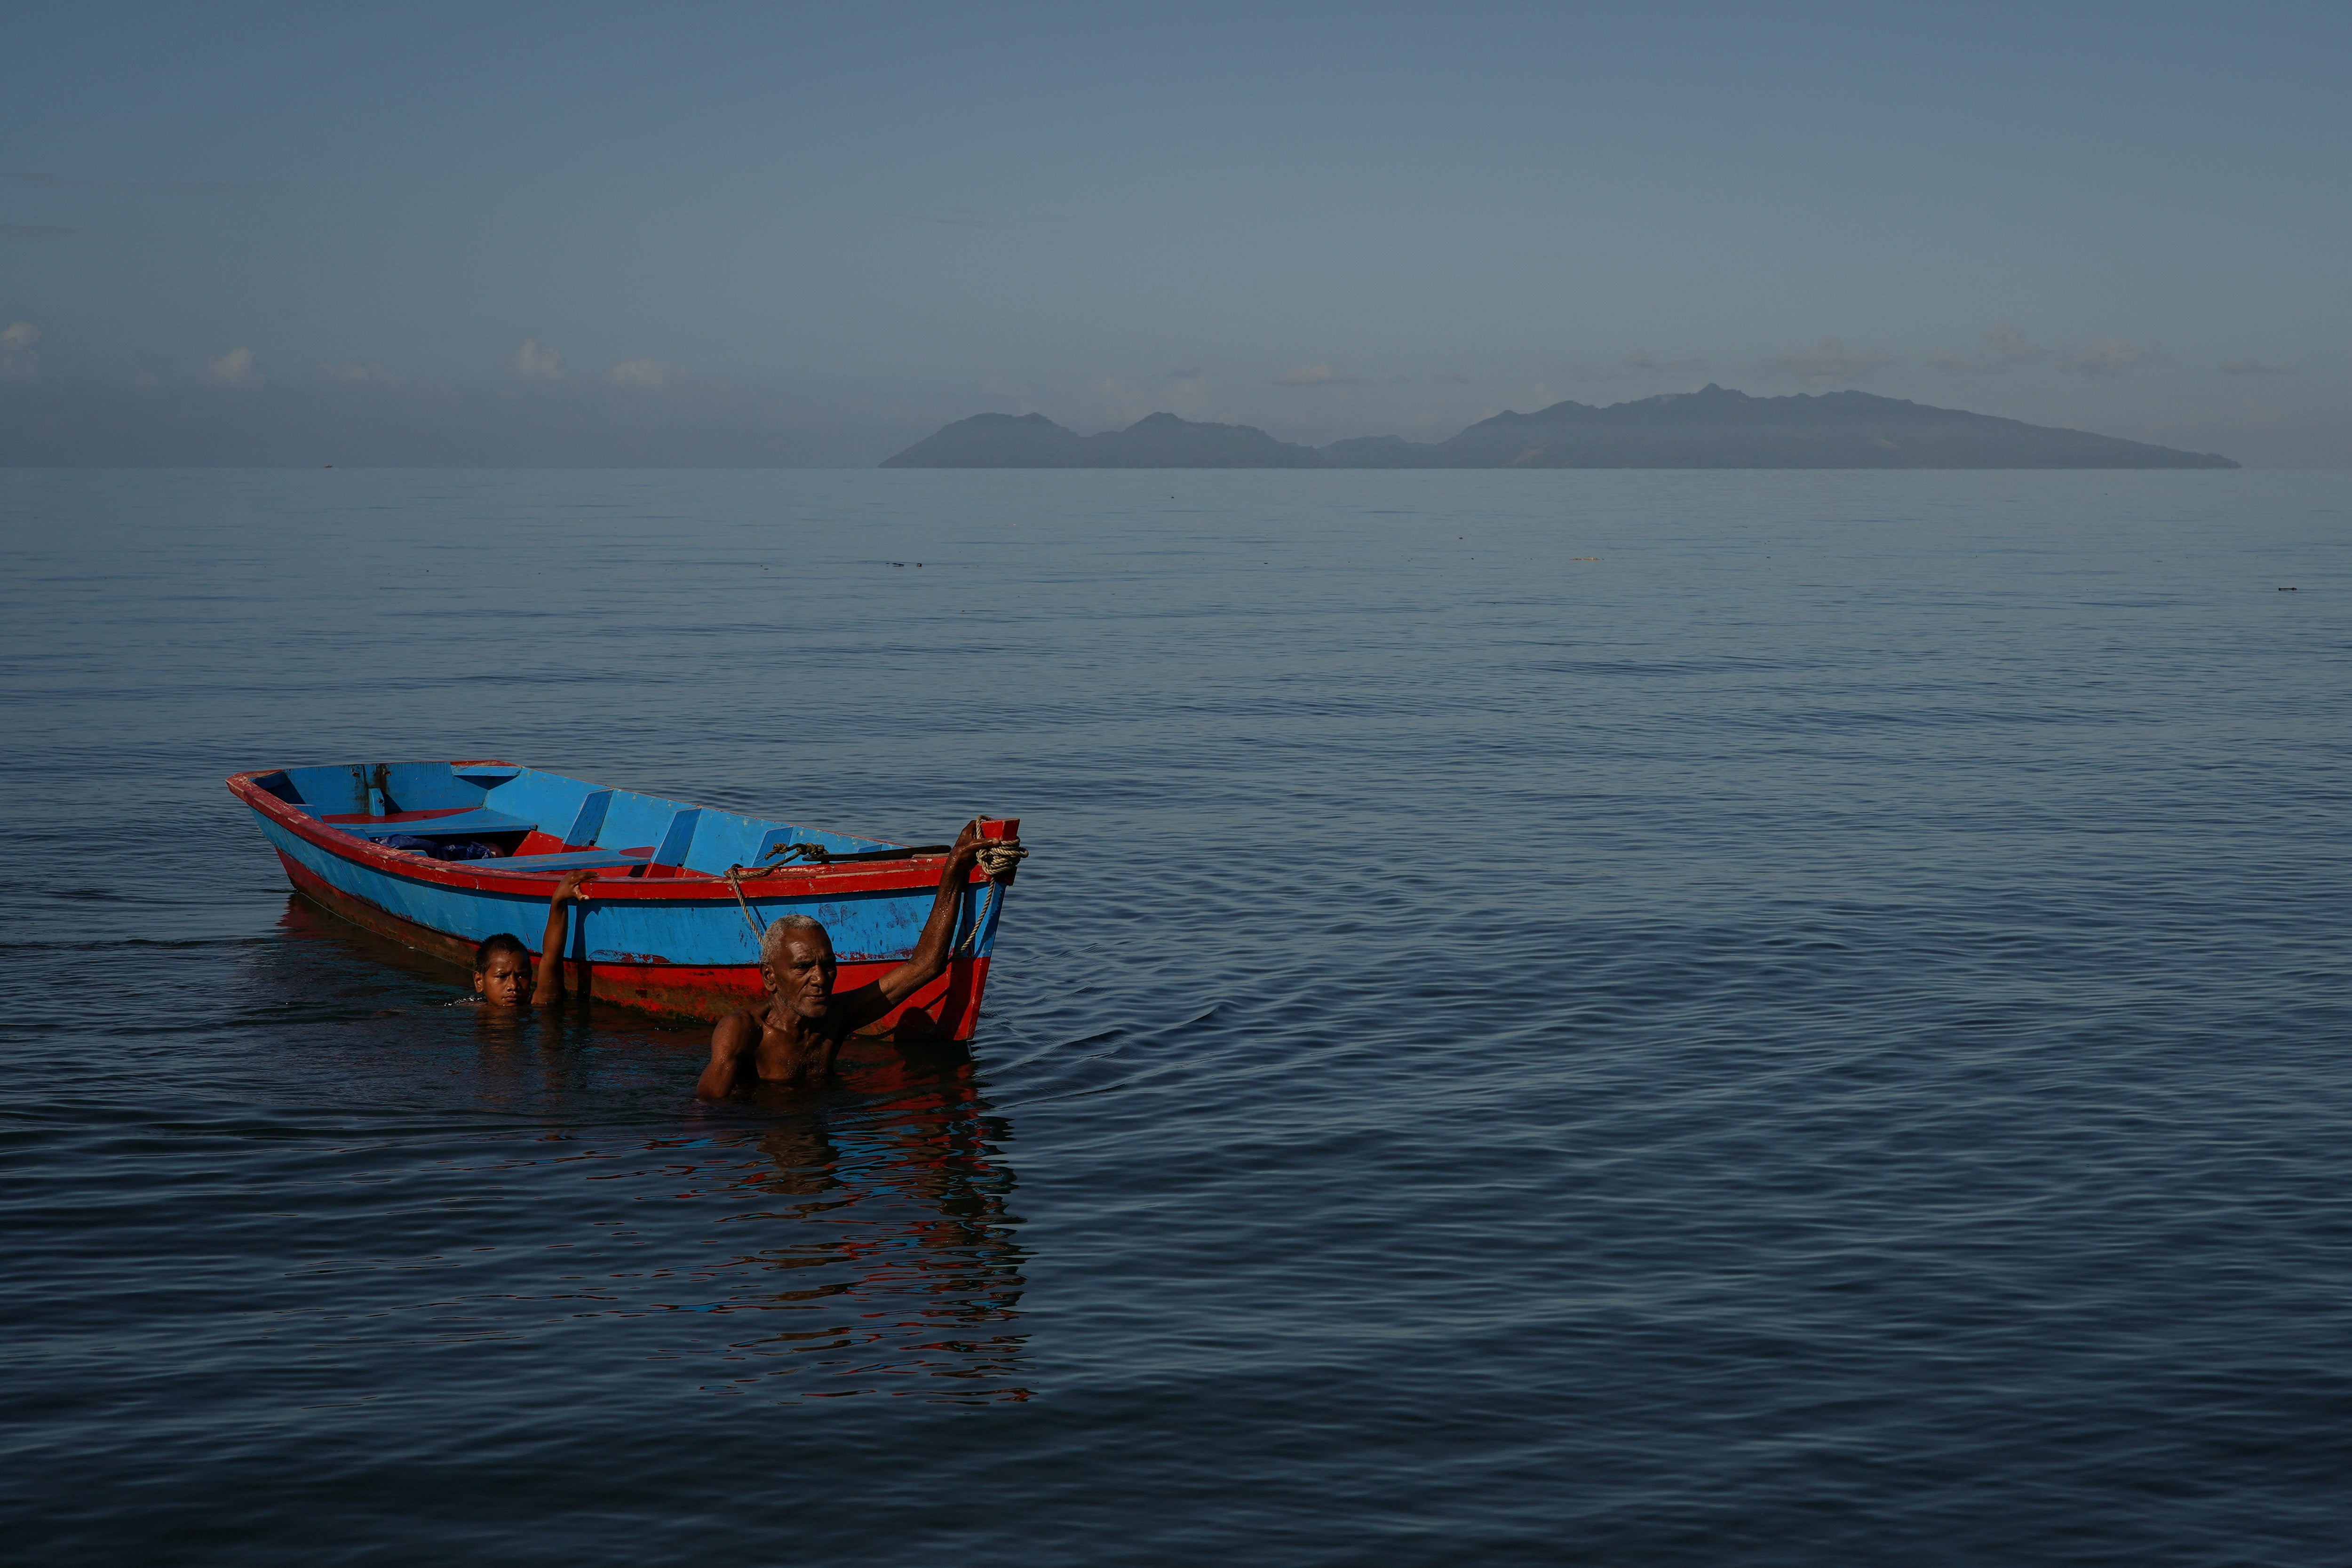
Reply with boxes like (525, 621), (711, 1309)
(1572, 351), (1708, 382)
(1028, 370), (1224, 429)
(1754, 337), (1900, 385)
(980, 375), (1035, 413)
(510, 339), (566, 381)
(1272, 362), (1366, 386)
(1074, 377), (1154, 427)
(0, 320), (40, 380)
(2220, 357), (2295, 375)
(205, 346), (262, 388)
(1085, 374), (1209, 425)
(2058, 339), (2149, 376)
(607, 358), (681, 391)
(1931, 323), (2050, 374)
(1979, 323), (2044, 365)
(314, 360), (402, 388)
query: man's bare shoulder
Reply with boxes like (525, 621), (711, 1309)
(711, 1006), (767, 1048)
(697, 1005), (768, 1100)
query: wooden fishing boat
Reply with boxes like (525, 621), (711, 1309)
(226, 759), (1018, 1034)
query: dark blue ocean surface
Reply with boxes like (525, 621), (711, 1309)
(1, 468), (2346, 1565)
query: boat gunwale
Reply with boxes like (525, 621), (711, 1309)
(226, 764), (984, 903)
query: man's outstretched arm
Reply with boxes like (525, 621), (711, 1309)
(532, 870), (596, 1006)
(838, 821), (988, 1028)
(697, 1012), (759, 1099)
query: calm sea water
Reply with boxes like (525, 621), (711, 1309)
(2, 467), (2346, 1565)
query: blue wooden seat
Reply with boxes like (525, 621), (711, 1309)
(334, 809), (540, 839)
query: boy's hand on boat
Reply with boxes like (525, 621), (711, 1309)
(554, 869), (596, 902)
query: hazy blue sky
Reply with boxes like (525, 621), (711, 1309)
(4, 0), (2345, 463)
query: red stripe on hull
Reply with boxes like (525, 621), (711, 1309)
(276, 851), (992, 1036)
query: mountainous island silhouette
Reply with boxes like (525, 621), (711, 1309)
(882, 385), (2236, 469)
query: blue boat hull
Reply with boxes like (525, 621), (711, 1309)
(229, 760), (1009, 1033)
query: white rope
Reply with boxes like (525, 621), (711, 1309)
(954, 878), (1001, 957)
(973, 839), (1030, 879)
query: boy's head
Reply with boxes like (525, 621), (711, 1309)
(474, 932), (532, 1006)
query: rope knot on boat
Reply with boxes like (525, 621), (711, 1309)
(973, 839), (1030, 879)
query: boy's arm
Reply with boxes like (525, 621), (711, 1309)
(532, 870), (595, 1006)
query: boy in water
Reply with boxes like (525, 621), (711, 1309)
(472, 869), (596, 1008)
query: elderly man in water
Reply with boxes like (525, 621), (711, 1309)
(698, 820), (988, 1097)
(471, 869), (597, 1008)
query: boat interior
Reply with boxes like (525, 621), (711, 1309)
(249, 761), (896, 879)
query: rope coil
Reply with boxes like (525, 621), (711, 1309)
(973, 840), (1029, 879)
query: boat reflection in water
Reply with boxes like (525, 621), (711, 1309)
(255, 894), (1032, 1404)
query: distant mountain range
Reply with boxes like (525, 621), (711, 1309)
(881, 385), (2237, 469)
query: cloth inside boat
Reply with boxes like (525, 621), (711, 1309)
(380, 834), (504, 861)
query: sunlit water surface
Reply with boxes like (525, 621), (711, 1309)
(2, 468), (2346, 1565)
